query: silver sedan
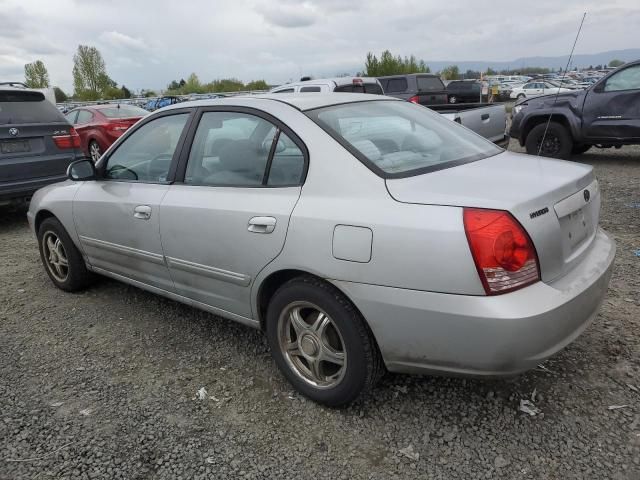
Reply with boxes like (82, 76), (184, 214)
(28, 94), (615, 406)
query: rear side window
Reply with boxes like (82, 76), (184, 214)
(334, 83), (383, 95)
(385, 78), (408, 93)
(273, 88), (294, 93)
(416, 76), (444, 91)
(300, 86), (322, 92)
(0, 91), (64, 125)
(76, 110), (93, 124)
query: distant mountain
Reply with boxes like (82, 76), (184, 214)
(424, 49), (640, 73)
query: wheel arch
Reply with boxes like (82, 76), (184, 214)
(34, 209), (57, 234)
(521, 114), (574, 145)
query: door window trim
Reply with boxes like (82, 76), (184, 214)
(94, 107), (196, 184)
(173, 106), (309, 188)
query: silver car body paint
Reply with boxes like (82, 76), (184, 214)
(28, 94), (616, 376)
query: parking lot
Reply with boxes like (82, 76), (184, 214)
(1, 142), (638, 479)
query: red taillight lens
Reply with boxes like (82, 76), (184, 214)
(52, 127), (81, 149)
(408, 95), (420, 104)
(463, 208), (540, 295)
(106, 122), (130, 133)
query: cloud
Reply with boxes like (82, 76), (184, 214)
(257, 2), (318, 28)
(99, 31), (150, 51)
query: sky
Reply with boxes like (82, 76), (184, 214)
(1, 0), (639, 93)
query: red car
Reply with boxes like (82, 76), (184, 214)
(65, 104), (148, 162)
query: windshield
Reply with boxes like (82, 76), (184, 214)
(306, 100), (502, 177)
(100, 105), (148, 118)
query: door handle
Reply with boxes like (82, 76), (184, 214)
(248, 216), (276, 234)
(133, 205), (152, 220)
(481, 113), (490, 121)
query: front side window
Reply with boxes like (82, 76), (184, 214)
(306, 100), (501, 177)
(185, 111), (305, 187)
(105, 113), (188, 182)
(604, 65), (640, 92)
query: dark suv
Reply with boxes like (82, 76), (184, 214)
(445, 80), (481, 104)
(377, 74), (448, 105)
(0, 86), (82, 204)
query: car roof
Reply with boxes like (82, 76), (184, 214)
(270, 77), (381, 91)
(162, 93), (399, 113)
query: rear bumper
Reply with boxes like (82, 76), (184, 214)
(332, 228), (615, 376)
(0, 174), (67, 202)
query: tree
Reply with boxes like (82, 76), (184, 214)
(608, 59), (624, 68)
(464, 70), (481, 79)
(182, 73), (203, 94)
(72, 45), (110, 100)
(143, 90), (157, 98)
(121, 85), (132, 98)
(53, 87), (68, 102)
(485, 67), (497, 76)
(440, 65), (460, 80)
(245, 80), (269, 91)
(363, 50), (430, 76)
(24, 60), (50, 88)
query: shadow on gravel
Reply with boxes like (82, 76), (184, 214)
(0, 204), (29, 230)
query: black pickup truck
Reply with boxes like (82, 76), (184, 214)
(510, 60), (640, 159)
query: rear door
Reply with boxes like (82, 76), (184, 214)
(159, 108), (307, 318)
(582, 64), (640, 141)
(0, 89), (79, 187)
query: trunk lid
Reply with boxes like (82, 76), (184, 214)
(386, 151), (600, 282)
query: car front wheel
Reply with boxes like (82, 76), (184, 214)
(38, 217), (94, 291)
(525, 121), (572, 159)
(265, 276), (384, 407)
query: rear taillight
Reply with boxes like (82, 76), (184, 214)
(106, 122), (130, 132)
(52, 127), (81, 149)
(408, 95), (420, 104)
(463, 208), (540, 295)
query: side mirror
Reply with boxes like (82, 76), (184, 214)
(67, 159), (96, 181)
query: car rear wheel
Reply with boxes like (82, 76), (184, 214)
(517, 94), (525, 100)
(525, 121), (572, 159)
(265, 275), (384, 407)
(38, 217), (94, 291)
(89, 140), (101, 163)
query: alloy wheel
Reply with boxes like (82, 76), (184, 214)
(43, 232), (69, 282)
(536, 133), (562, 156)
(89, 142), (101, 163)
(277, 301), (347, 389)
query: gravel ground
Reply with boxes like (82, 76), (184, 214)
(1, 143), (639, 480)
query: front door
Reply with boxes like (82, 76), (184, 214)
(583, 64), (640, 141)
(73, 111), (191, 291)
(160, 109), (307, 318)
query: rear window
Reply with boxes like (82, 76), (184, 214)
(0, 90), (63, 125)
(100, 105), (149, 118)
(300, 86), (322, 92)
(306, 100), (501, 178)
(385, 78), (408, 93)
(334, 83), (383, 95)
(417, 76), (445, 91)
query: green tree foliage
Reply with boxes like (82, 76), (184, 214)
(24, 60), (50, 88)
(53, 87), (68, 102)
(121, 85), (132, 98)
(364, 50), (430, 76)
(184, 73), (203, 93)
(440, 65), (460, 80)
(608, 59), (624, 68)
(464, 70), (481, 79)
(245, 80), (269, 91)
(143, 90), (157, 98)
(166, 76), (269, 94)
(72, 45), (112, 100)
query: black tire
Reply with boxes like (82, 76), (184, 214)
(525, 121), (572, 159)
(37, 217), (94, 292)
(265, 275), (384, 407)
(571, 144), (592, 155)
(517, 94), (525, 100)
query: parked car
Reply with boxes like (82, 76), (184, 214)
(510, 59), (640, 158)
(377, 73), (448, 106)
(445, 80), (481, 103)
(0, 85), (83, 204)
(145, 96), (182, 112)
(65, 104), (148, 162)
(510, 81), (573, 100)
(28, 94), (615, 406)
(270, 77), (384, 94)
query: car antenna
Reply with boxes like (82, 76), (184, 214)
(537, 12), (587, 156)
